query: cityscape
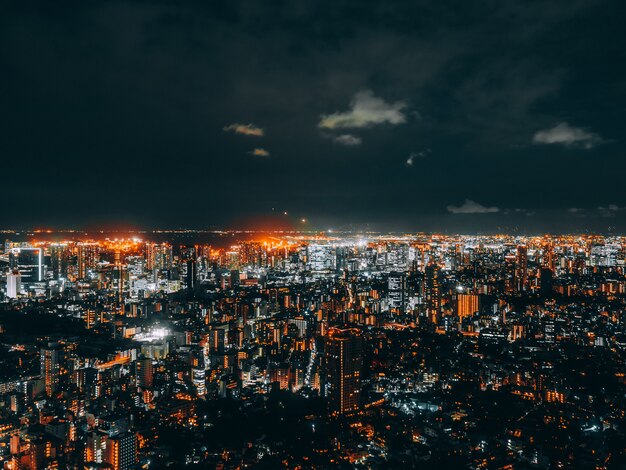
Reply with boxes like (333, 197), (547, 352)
(0, 231), (626, 468)
(3, 0), (626, 468)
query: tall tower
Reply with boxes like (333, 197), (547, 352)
(424, 263), (441, 324)
(325, 328), (363, 417)
(504, 254), (517, 294)
(135, 357), (154, 389)
(76, 243), (100, 280)
(516, 245), (528, 291)
(41, 344), (61, 396)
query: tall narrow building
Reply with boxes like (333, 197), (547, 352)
(325, 328), (363, 417)
(41, 343), (61, 396)
(424, 263), (442, 324)
(135, 357), (154, 389)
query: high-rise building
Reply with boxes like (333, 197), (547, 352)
(504, 254), (517, 294)
(135, 357), (153, 388)
(76, 243), (100, 280)
(6, 270), (20, 298)
(516, 245), (528, 291)
(424, 263), (442, 324)
(105, 432), (137, 470)
(145, 243), (173, 271)
(388, 272), (407, 311)
(41, 344), (61, 396)
(49, 243), (70, 279)
(456, 293), (479, 318)
(9, 247), (43, 284)
(325, 328), (363, 416)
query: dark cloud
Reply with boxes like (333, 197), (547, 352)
(1, 0), (625, 232)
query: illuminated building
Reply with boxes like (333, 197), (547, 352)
(210, 328), (226, 352)
(388, 271), (407, 311)
(516, 245), (528, 291)
(192, 367), (206, 396)
(504, 254), (517, 293)
(424, 263), (441, 324)
(456, 293), (479, 318)
(105, 432), (137, 470)
(49, 243), (69, 279)
(9, 247), (43, 284)
(41, 344), (61, 396)
(76, 242), (100, 279)
(145, 242), (173, 271)
(6, 270), (20, 298)
(325, 328), (363, 416)
(308, 244), (336, 271)
(135, 357), (153, 388)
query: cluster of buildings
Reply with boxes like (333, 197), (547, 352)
(0, 231), (625, 468)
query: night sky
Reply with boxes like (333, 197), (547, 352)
(1, 1), (625, 232)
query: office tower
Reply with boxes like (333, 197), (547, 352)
(9, 247), (43, 284)
(76, 243), (100, 279)
(145, 243), (173, 271)
(504, 254), (517, 294)
(424, 263), (442, 324)
(457, 293), (479, 318)
(105, 432), (137, 470)
(325, 328), (363, 416)
(41, 344), (61, 396)
(135, 357), (154, 388)
(186, 259), (197, 290)
(516, 245), (528, 291)
(6, 270), (20, 298)
(308, 244), (336, 271)
(49, 243), (70, 279)
(388, 271), (407, 312)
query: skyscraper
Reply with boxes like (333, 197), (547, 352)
(325, 328), (363, 417)
(145, 243), (173, 271)
(388, 271), (407, 312)
(41, 344), (61, 396)
(76, 242), (100, 280)
(457, 293), (479, 318)
(516, 245), (528, 292)
(135, 357), (153, 389)
(424, 263), (442, 324)
(9, 247), (43, 284)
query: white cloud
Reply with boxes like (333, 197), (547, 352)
(532, 122), (603, 149)
(447, 199), (500, 214)
(598, 204), (625, 217)
(224, 123), (264, 137)
(567, 207), (582, 213)
(249, 148), (270, 157)
(406, 149), (430, 166)
(319, 90), (407, 129)
(334, 134), (362, 146)
(598, 204), (622, 211)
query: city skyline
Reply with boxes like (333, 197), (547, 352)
(2, 1), (626, 231)
(2, 2), (626, 467)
